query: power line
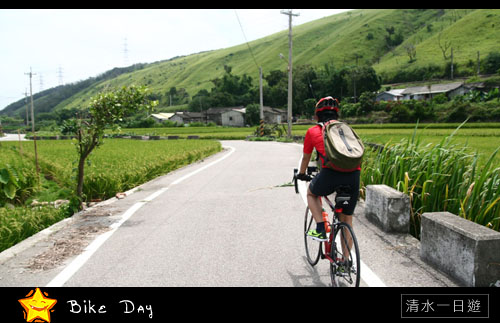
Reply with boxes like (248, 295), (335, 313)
(234, 10), (259, 69)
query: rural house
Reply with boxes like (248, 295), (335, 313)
(166, 105), (288, 127)
(263, 106), (287, 124)
(375, 89), (405, 102)
(221, 107), (246, 127)
(376, 82), (476, 102)
(170, 111), (205, 124)
(206, 107), (246, 127)
(150, 113), (175, 123)
(401, 82), (468, 100)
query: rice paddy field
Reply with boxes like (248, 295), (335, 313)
(1, 139), (222, 201)
(0, 139), (221, 252)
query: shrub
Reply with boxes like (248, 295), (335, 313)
(390, 104), (412, 122)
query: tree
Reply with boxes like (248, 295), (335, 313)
(61, 85), (157, 204)
(405, 43), (417, 63)
(188, 66), (256, 111)
(438, 33), (452, 60)
(483, 51), (500, 74)
(245, 103), (260, 126)
(345, 66), (381, 101)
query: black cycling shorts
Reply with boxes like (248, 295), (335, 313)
(308, 168), (360, 215)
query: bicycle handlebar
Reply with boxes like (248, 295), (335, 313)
(293, 166), (318, 194)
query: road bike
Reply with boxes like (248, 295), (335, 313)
(293, 166), (361, 287)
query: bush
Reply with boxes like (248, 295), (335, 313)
(483, 51), (500, 74)
(446, 103), (469, 122)
(390, 104), (412, 122)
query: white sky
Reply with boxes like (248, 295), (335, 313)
(0, 9), (352, 111)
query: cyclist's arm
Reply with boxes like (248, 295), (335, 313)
(299, 153), (312, 175)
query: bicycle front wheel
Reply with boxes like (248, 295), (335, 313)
(304, 207), (321, 266)
(330, 222), (360, 287)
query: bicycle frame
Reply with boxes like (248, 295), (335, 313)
(319, 195), (338, 264)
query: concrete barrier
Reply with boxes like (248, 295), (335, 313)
(365, 184), (410, 233)
(420, 212), (500, 287)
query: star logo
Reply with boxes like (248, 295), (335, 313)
(18, 288), (57, 323)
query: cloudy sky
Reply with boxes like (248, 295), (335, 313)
(0, 9), (352, 111)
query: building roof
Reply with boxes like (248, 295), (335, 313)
(377, 89), (405, 97)
(151, 113), (174, 120)
(402, 82), (463, 95)
(263, 106), (287, 114)
(206, 106), (245, 114)
(173, 111), (204, 118)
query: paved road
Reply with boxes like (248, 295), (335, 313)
(0, 133), (27, 141)
(0, 140), (458, 287)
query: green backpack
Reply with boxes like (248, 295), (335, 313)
(320, 120), (364, 172)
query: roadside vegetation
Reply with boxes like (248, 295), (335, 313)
(361, 122), (500, 238)
(0, 139), (221, 253)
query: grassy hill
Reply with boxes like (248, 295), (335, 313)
(2, 9), (500, 119)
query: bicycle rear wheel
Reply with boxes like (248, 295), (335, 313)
(304, 207), (321, 266)
(330, 222), (360, 287)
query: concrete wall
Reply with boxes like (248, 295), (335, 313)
(420, 212), (500, 287)
(364, 184), (500, 287)
(365, 185), (410, 233)
(221, 111), (245, 127)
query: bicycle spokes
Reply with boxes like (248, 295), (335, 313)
(330, 223), (360, 287)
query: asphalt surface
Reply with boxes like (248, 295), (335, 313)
(0, 140), (459, 287)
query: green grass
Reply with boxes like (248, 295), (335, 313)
(374, 9), (500, 78)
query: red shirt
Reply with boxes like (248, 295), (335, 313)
(303, 124), (361, 171)
(303, 125), (327, 168)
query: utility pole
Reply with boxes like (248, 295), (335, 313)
(259, 66), (264, 136)
(281, 9), (299, 139)
(477, 51), (480, 76)
(25, 67), (39, 174)
(23, 89), (29, 126)
(450, 47), (454, 79)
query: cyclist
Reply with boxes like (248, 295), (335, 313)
(296, 96), (360, 242)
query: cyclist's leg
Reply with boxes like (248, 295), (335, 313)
(335, 170), (360, 260)
(308, 168), (336, 225)
(306, 188), (323, 223)
(339, 213), (354, 258)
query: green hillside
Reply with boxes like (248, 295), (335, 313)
(2, 9), (500, 119)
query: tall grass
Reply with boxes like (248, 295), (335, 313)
(361, 121), (500, 238)
(0, 206), (66, 252)
(0, 146), (39, 206)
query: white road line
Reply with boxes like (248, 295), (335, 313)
(46, 145), (235, 287)
(296, 160), (386, 287)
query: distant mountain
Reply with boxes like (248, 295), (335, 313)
(2, 9), (499, 119)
